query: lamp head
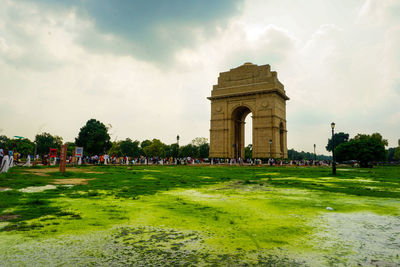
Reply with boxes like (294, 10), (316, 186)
(331, 122), (335, 129)
(269, 139), (272, 144)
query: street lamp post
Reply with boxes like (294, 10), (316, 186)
(236, 143), (239, 160)
(269, 139), (272, 158)
(331, 122), (336, 175)
(314, 144), (316, 162)
(176, 135), (180, 146)
(33, 140), (38, 166)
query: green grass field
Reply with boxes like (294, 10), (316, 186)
(1, 165), (399, 266)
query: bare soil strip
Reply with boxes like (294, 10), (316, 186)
(51, 178), (95, 185)
(0, 187), (11, 192)
(0, 215), (20, 221)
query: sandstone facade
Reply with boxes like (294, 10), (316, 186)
(208, 63), (289, 159)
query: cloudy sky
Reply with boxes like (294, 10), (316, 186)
(1, 0), (399, 154)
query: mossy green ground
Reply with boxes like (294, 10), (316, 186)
(0, 165), (399, 266)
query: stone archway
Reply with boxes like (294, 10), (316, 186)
(231, 105), (252, 159)
(208, 63), (289, 159)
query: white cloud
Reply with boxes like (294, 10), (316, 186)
(357, 0), (400, 25)
(0, 1), (189, 144)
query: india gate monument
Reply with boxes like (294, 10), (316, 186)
(208, 63), (289, 159)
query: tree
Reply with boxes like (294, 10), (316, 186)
(35, 132), (63, 156)
(356, 133), (388, 146)
(108, 141), (122, 157)
(120, 138), (141, 157)
(198, 143), (209, 158)
(141, 140), (152, 149)
(394, 139), (400, 161)
(179, 144), (198, 158)
(143, 139), (165, 157)
(335, 133), (386, 167)
(6, 138), (35, 157)
(0, 135), (9, 149)
(394, 147), (400, 161)
(169, 143), (179, 158)
(191, 137), (208, 147)
(326, 132), (349, 152)
(65, 142), (76, 157)
(288, 148), (331, 161)
(75, 119), (111, 155)
(164, 143), (179, 158)
(245, 144), (252, 159)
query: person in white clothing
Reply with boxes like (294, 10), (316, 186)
(24, 155), (31, 167)
(0, 148), (4, 165)
(0, 152), (10, 173)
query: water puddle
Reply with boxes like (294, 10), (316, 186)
(19, 185), (58, 193)
(312, 212), (400, 265)
(0, 226), (302, 266)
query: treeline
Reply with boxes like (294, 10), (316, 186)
(327, 132), (400, 167)
(0, 135), (38, 157)
(0, 119), (210, 159)
(0, 134), (210, 159)
(287, 149), (332, 161)
(2, 119), (399, 163)
(0, 133), (67, 158)
(387, 147), (400, 162)
(107, 137), (209, 158)
(245, 145), (332, 160)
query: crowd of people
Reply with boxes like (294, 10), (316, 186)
(72, 155), (205, 165)
(0, 148), (22, 173)
(38, 153), (333, 167)
(0, 147), (334, 173)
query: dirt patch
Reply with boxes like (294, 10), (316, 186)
(24, 168), (59, 173)
(0, 187), (11, 192)
(23, 167), (104, 175)
(0, 215), (20, 221)
(51, 178), (95, 185)
(23, 172), (50, 177)
(67, 168), (104, 174)
(22, 168), (58, 176)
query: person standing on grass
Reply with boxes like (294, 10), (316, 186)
(14, 151), (19, 164)
(0, 150), (10, 173)
(0, 148), (3, 166)
(8, 150), (14, 167)
(24, 155), (31, 167)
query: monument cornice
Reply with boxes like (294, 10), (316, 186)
(213, 81), (281, 90)
(207, 88), (289, 101)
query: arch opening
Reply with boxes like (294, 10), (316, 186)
(231, 106), (252, 159)
(245, 113), (252, 159)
